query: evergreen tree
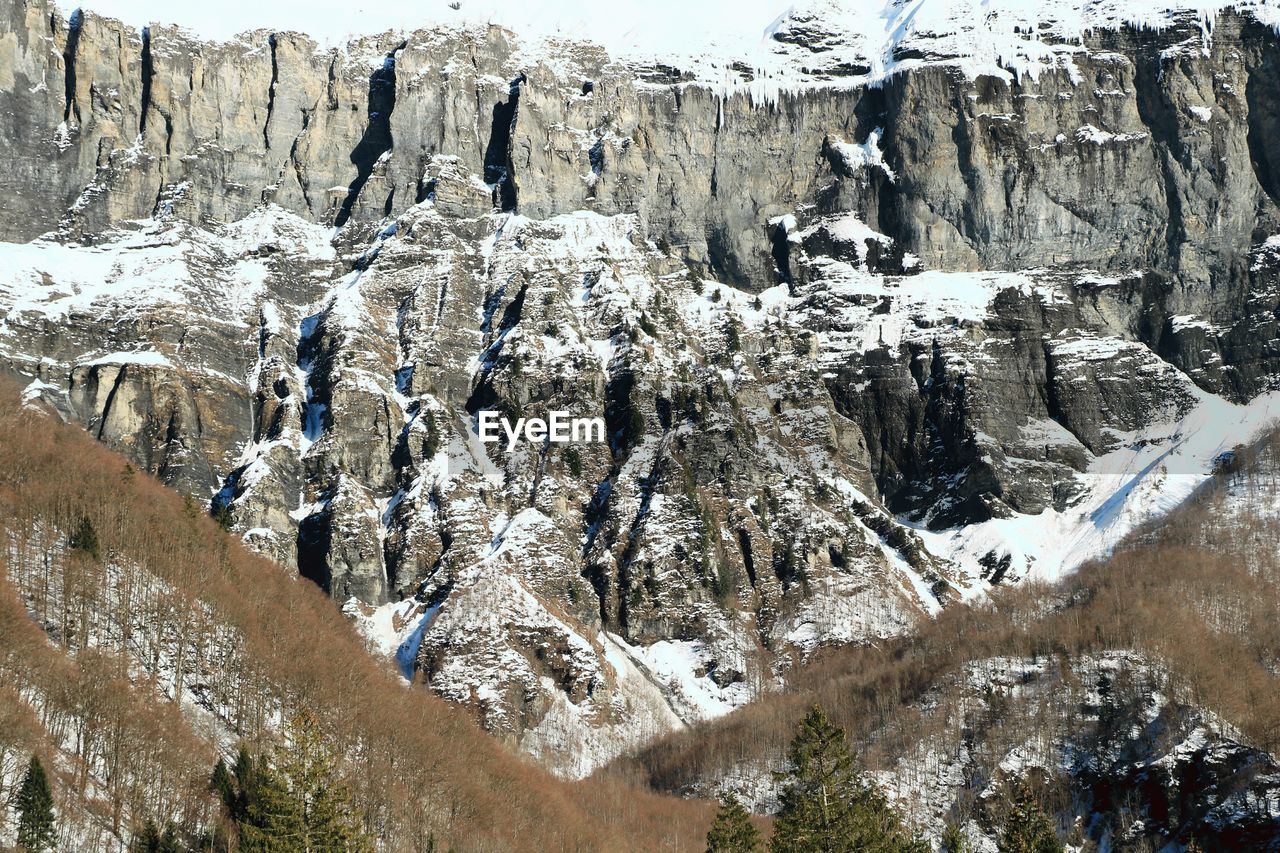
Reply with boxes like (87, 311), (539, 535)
(130, 818), (161, 853)
(724, 321), (741, 354)
(998, 785), (1062, 853)
(215, 743), (297, 851)
(239, 761), (305, 852)
(940, 822), (969, 853)
(212, 503), (234, 531)
(130, 819), (181, 853)
(15, 755), (56, 852)
(770, 706), (925, 853)
(158, 823), (182, 853)
(705, 794), (761, 852)
(67, 514), (100, 561)
(220, 715), (371, 852)
(210, 757), (235, 813)
(231, 744), (258, 822)
(274, 710), (371, 852)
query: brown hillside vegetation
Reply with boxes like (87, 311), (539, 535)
(0, 390), (712, 851)
(611, 433), (1280, 814)
(0, 577), (216, 847)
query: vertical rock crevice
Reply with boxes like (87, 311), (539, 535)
(93, 366), (129, 441)
(263, 33), (278, 150)
(325, 55), (339, 111)
(1246, 44), (1280, 211)
(736, 529), (757, 587)
(139, 27), (153, 138)
(586, 137), (604, 200)
(286, 106), (316, 213)
(769, 221), (792, 283)
(296, 504), (335, 593)
(334, 41), (405, 228)
(62, 8), (84, 125)
(1134, 45), (1189, 271)
(293, 311), (338, 598)
(483, 74), (525, 212)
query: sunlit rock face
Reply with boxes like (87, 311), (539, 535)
(3, 0), (1280, 775)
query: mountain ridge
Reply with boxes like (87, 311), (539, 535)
(0, 384), (716, 850)
(4, 0), (1280, 780)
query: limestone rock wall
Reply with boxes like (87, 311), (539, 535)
(4, 0), (1280, 775)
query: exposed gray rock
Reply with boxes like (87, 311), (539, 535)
(3, 0), (1280, 775)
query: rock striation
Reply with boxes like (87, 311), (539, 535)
(3, 0), (1280, 774)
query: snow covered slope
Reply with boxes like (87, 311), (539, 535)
(49, 0), (1280, 95)
(5, 0), (1280, 778)
(919, 388), (1280, 582)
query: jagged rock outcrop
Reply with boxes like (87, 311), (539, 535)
(691, 652), (1280, 851)
(3, 0), (1280, 774)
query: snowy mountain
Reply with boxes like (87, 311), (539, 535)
(617, 434), (1280, 850)
(3, 0), (1280, 784)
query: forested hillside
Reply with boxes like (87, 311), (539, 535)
(7, 0), (1280, 774)
(609, 433), (1280, 850)
(5, 0), (1280, 848)
(0, 389), (712, 850)
(10, 388), (1280, 850)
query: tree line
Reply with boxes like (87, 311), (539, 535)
(702, 706), (1060, 853)
(0, 391), (715, 850)
(619, 429), (1280, 850)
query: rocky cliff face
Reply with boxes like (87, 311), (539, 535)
(690, 652), (1280, 851)
(3, 0), (1280, 775)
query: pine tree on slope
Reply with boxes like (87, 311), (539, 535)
(770, 706), (925, 853)
(239, 759), (305, 852)
(998, 785), (1062, 853)
(67, 514), (100, 561)
(706, 794), (761, 852)
(230, 745), (258, 822)
(130, 818), (161, 853)
(274, 710), (371, 852)
(129, 819), (182, 853)
(158, 822), (181, 853)
(210, 758), (235, 814)
(206, 756), (240, 853)
(219, 713), (371, 852)
(15, 755), (57, 853)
